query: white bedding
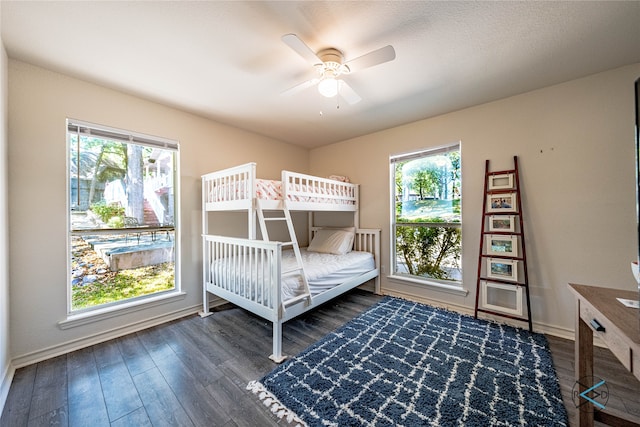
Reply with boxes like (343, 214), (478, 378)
(211, 248), (374, 302)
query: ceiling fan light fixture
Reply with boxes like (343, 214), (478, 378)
(282, 34), (395, 104)
(318, 77), (339, 98)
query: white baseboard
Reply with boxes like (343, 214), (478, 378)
(381, 288), (476, 315)
(0, 362), (15, 417)
(11, 304), (203, 369)
(380, 288), (582, 343)
(11, 294), (233, 369)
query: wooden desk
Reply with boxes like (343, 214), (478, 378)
(568, 283), (640, 427)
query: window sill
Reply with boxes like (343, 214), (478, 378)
(58, 291), (187, 330)
(387, 275), (469, 297)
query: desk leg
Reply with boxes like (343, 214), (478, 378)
(575, 298), (594, 427)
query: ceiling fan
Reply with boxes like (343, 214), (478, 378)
(281, 33), (396, 105)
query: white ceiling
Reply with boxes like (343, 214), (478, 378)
(2, 1), (639, 149)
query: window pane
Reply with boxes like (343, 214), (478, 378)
(392, 145), (461, 283)
(68, 126), (177, 312)
(394, 224), (461, 281)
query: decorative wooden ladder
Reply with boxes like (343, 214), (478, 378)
(256, 199), (311, 308)
(474, 156), (532, 331)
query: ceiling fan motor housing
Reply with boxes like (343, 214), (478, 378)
(316, 48), (349, 76)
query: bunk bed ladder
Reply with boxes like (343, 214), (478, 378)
(256, 199), (312, 307)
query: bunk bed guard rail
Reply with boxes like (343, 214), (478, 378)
(282, 170), (359, 210)
(203, 234), (282, 321)
(201, 162), (359, 211)
(202, 163), (256, 211)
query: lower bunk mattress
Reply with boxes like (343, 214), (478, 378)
(210, 248), (375, 302)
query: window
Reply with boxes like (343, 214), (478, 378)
(67, 120), (179, 314)
(390, 143), (462, 288)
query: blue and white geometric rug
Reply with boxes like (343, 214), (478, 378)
(248, 296), (568, 426)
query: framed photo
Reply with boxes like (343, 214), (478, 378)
(487, 258), (518, 282)
(488, 173), (514, 190)
(487, 193), (517, 212)
(481, 281), (523, 316)
(489, 215), (515, 232)
(486, 234), (518, 257)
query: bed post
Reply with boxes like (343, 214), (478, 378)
(200, 176), (213, 317)
(248, 163), (257, 239)
(269, 320), (287, 363)
(372, 229), (381, 295)
(354, 184), (360, 229)
(199, 239), (212, 317)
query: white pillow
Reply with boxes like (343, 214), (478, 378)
(307, 228), (355, 255)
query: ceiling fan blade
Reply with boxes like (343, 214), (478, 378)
(282, 33), (322, 66)
(281, 78), (320, 97)
(344, 45), (395, 73)
(338, 80), (362, 105)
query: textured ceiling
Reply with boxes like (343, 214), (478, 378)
(2, 1), (639, 148)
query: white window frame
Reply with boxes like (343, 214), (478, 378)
(64, 119), (182, 325)
(389, 143), (467, 296)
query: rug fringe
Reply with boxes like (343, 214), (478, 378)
(247, 380), (308, 427)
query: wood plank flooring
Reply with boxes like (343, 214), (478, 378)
(1, 289), (639, 426)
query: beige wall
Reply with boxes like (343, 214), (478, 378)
(7, 60), (308, 363)
(6, 53), (640, 366)
(0, 0), (13, 410)
(310, 63), (640, 336)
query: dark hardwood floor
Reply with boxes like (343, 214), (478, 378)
(1, 289), (639, 426)
(547, 333), (640, 426)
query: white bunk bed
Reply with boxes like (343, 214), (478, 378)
(202, 162), (360, 238)
(200, 163), (380, 362)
